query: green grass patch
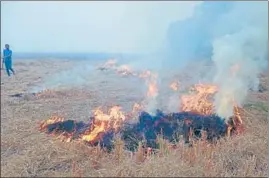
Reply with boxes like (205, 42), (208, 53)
(244, 102), (269, 113)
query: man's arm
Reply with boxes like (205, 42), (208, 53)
(4, 50), (12, 58)
(2, 50), (12, 61)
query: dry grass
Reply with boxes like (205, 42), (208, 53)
(1, 59), (268, 177)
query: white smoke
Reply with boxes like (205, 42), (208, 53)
(30, 63), (96, 92)
(26, 1), (268, 118)
(212, 2), (268, 118)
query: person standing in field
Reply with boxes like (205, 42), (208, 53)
(2, 44), (15, 77)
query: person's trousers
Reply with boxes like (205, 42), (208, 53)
(4, 60), (15, 76)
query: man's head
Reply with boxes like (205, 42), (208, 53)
(5, 44), (9, 49)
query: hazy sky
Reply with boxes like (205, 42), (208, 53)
(1, 1), (200, 53)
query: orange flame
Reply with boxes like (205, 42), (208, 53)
(233, 105), (242, 125)
(103, 59), (117, 68)
(81, 120), (108, 143)
(180, 84), (218, 115)
(39, 65), (246, 145)
(132, 103), (143, 113)
(139, 70), (157, 80)
(39, 115), (64, 131)
(100, 60), (161, 88)
(139, 71), (151, 79)
(81, 106), (125, 143)
(226, 105), (244, 137)
(170, 81), (179, 91)
(142, 71), (158, 98)
(147, 81), (158, 98)
(117, 65), (136, 76)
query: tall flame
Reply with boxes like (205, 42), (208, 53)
(180, 84), (218, 115)
(81, 106), (125, 143)
(147, 81), (158, 98)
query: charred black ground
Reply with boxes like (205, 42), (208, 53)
(9, 93), (24, 98)
(40, 110), (228, 152)
(9, 92), (36, 98)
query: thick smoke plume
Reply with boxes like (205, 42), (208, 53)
(30, 2), (268, 119)
(157, 1), (268, 118)
(211, 2), (268, 118)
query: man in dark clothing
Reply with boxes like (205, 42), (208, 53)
(2, 44), (15, 76)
